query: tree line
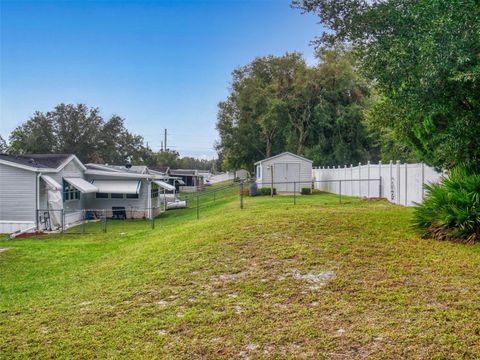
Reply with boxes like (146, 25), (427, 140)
(0, 104), (217, 171)
(215, 48), (386, 170)
(216, 0), (479, 172)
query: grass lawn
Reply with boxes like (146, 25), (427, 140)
(1, 191), (480, 359)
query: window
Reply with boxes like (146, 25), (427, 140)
(256, 165), (262, 179)
(94, 193), (139, 199)
(63, 180), (80, 201)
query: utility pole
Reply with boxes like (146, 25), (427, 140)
(164, 129), (167, 151)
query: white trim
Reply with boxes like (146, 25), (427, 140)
(254, 152), (313, 165)
(57, 155), (86, 172)
(85, 169), (159, 179)
(0, 220), (35, 224)
(84, 163), (125, 172)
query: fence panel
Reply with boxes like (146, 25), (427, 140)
(312, 161), (443, 206)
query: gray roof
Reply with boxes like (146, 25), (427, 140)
(0, 153), (72, 169)
(170, 169), (203, 177)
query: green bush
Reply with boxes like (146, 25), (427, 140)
(301, 187), (312, 195)
(413, 167), (480, 244)
(259, 187), (276, 196)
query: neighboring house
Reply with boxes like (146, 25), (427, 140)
(0, 153), (177, 234)
(168, 169), (204, 192)
(255, 152), (313, 193)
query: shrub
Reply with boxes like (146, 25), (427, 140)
(301, 187), (312, 195)
(259, 187), (276, 196)
(413, 167), (480, 244)
(312, 189), (326, 195)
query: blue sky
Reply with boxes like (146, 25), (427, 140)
(0, 0), (321, 159)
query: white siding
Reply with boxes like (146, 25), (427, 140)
(0, 164), (36, 222)
(257, 153), (313, 192)
(48, 160), (87, 213)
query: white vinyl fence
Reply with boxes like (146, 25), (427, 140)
(210, 172), (235, 184)
(312, 161), (444, 206)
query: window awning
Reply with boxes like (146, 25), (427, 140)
(64, 177), (98, 193)
(153, 180), (176, 191)
(91, 180), (142, 194)
(41, 175), (62, 191)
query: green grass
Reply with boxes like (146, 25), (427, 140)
(1, 192), (480, 359)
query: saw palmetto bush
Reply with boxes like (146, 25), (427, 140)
(413, 168), (480, 244)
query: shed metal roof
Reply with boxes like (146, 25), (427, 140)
(254, 152), (313, 165)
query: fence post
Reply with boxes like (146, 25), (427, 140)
(196, 191), (199, 220)
(389, 160), (393, 202)
(367, 161), (371, 198)
(294, 181), (296, 205)
(404, 163), (408, 206)
(350, 164), (353, 196)
(339, 180), (342, 204)
(396, 160), (401, 205)
(81, 209), (85, 234)
(61, 209), (65, 233)
(358, 162), (362, 197)
(151, 208), (155, 229)
(240, 182), (244, 209)
(421, 162), (425, 201)
(103, 209), (107, 233)
(378, 161), (382, 198)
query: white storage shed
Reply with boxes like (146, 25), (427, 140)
(254, 152), (313, 193)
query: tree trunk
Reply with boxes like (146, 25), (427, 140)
(265, 138), (272, 158)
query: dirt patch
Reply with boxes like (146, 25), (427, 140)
(290, 269), (336, 284)
(0, 248), (9, 253)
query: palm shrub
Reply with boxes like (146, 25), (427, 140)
(413, 168), (480, 244)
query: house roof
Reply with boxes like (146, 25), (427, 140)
(0, 153), (85, 172)
(149, 166), (169, 174)
(254, 151), (313, 165)
(0, 153), (72, 169)
(170, 169), (203, 177)
(85, 163), (148, 174)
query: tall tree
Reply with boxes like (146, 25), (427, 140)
(293, 0), (480, 170)
(0, 135), (8, 153)
(8, 111), (56, 154)
(9, 103), (148, 164)
(216, 50), (376, 169)
(304, 47), (375, 165)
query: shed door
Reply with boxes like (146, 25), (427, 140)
(274, 162), (300, 192)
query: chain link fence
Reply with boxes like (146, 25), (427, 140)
(249, 178), (382, 205)
(36, 207), (162, 234)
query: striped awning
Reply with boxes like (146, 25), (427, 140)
(64, 177), (98, 194)
(153, 180), (176, 191)
(91, 180), (142, 194)
(41, 175), (62, 191)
